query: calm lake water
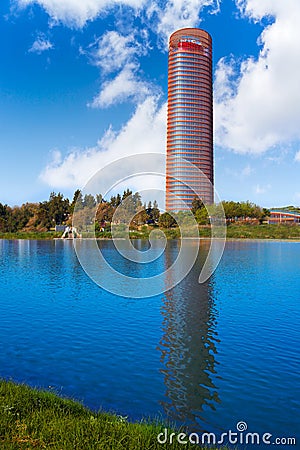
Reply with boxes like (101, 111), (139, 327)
(0, 239), (299, 445)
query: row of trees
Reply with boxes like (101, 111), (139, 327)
(0, 190), (160, 232)
(0, 193), (71, 233)
(221, 201), (270, 222)
(73, 189), (161, 231)
(0, 191), (272, 233)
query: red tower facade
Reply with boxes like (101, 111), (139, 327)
(166, 28), (214, 211)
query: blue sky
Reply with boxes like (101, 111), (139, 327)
(1, 0), (300, 208)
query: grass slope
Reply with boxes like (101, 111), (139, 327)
(226, 224), (300, 239)
(0, 380), (229, 450)
(1, 224), (299, 241)
(0, 232), (61, 240)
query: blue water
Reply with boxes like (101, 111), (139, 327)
(0, 239), (299, 446)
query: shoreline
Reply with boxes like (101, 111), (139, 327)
(1, 224), (300, 242)
(1, 236), (300, 242)
(0, 379), (228, 450)
(55, 237), (300, 242)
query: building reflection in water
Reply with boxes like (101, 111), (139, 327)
(157, 240), (221, 431)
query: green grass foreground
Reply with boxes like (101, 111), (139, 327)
(0, 380), (230, 450)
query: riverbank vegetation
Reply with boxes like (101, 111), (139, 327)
(0, 379), (229, 450)
(0, 190), (300, 240)
(1, 224), (300, 241)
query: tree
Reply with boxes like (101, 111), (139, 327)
(116, 194), (121, 206)
(48, 192), (69, 225)
(259, 208), (270, 224)
(191, 196), (204, 215)
(195, 207), (209, 225)
(83, 194), (96, 209)
(37, 192), (69, 229)
(158, 212), (176, 228)
(37, 201), (51, 230)
(0, 203), (10, 232)
(145, 199), (160, 223)
(95, 202), (115, 224)
(110, 196), (117, 207)
(96, 194), (103, 204)
(122, 189), (132, 201)
(221, 200), (266, 222)
(10, 203), (36, 232)
(70, 189), (83, 213)
(131, 208), (148, 227)
(114, 192), (140, 224)
(19, 203), (40, 231)
(152, 200), (160, 222)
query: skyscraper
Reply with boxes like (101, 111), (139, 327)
(165, 28), (214, 211)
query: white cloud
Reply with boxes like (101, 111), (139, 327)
(223, 163), (253, 181)
(295, 151), (300, 162)
(213, 57), (240, 103)
(148, 0), (220, 46)
(17, 0), (220, 36)
(254, 184), (271, 195)
(29, 35), (53, 53)
(241, 164), (253, 177)
(89, 63), (155, 108)
(84, 0), (218, 108)
(82, 29), (154, 107)
(89, 31), (137, 74)
(40, 96), (167, 191)
(16, 0), (146, 27)
(236, 0), (277, 21)
(214, 0), (300, 154)
(18, 0), (220, 108)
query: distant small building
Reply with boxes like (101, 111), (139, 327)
(268, 210), (300, 224)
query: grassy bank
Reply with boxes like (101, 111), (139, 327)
(0, 380), (229, 450)
(226, 224), (300, 240)
(0, 231), (61, 240)
(1, 224), (300, 241)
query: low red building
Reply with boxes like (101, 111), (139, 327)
(268, 210), (300, 224)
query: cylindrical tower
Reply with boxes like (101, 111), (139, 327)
(166, 28), (214, 211)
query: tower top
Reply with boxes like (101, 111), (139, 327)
(169, 28), (212, 53)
